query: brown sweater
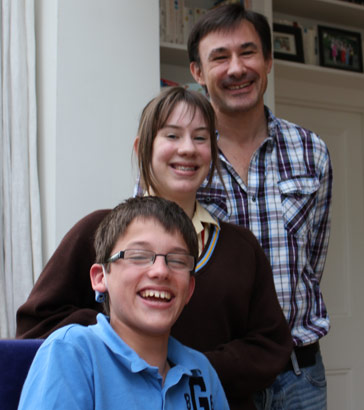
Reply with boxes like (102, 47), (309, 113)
(16, 210), (292, 409)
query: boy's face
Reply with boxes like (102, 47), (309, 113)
(92, 217), (195, 342)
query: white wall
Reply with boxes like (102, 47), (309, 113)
(35, 0), (160, 266)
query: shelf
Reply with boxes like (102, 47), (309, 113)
(161, 0), (364, 68)
(160, 42), (189, 66)
(274, 59), (364, 89)
(273, 0), (364, 29)
(161, 42), (364, 88)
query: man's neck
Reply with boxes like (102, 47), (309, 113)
(216, 105), (268, 147)
(214, 105), (268, 184)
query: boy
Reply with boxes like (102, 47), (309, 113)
(18, 196), (229, 410)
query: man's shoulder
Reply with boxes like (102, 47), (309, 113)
(273, 115), (327, 149)
(270, 115), (331, 175)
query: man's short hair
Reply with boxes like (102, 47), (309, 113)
(94, 196), (198, 271)
(188, 3), (272, 65)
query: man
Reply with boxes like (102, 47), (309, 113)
(189, 4), (332, 409)
(18, 196), (229, 410)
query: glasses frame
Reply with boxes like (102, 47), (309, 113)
(106, 249), (196, 274)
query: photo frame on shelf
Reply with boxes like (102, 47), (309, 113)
(273, 23), (304, 63)
(318, 25), (363, 73)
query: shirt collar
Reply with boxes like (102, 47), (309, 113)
(265, 105), (279, 145)
(192, 201), (219, 236)
(92, 314), (200, 377)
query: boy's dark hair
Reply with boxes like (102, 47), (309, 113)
(136, 86), (219, 195)
(94, 196), (198, 269)
(188, 3), (272, 66)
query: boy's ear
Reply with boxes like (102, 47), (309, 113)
(133, 136), (140, 155)
(190, 62), (205, 86)
(90, 264), (107, 293)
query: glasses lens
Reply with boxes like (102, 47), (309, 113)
(166, 253), (194, 271)
(124, 249), (154, 266)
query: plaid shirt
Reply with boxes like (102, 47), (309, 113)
(197, 107), (333, 347)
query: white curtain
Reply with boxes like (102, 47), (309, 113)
(0, 0), (42, 338)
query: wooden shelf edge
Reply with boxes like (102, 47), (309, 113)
(274, 59), (364, 89)
(160, 42), (189, 66)
(273, 0), (364, 29)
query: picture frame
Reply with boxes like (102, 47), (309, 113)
(273, 23), (304, 63)
(318, 25), (363, 73)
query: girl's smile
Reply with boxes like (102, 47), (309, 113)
(151, 102), (212, 214)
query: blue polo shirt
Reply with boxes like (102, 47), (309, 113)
(18, 314), (229, 409)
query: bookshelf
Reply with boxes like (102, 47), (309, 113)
(160, 0), (364, 95)
(273, 0), (364, 29)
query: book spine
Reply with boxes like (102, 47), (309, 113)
(302, 26), (318, 65)
(159, 0), (167, 43)
(175, 0), (184, 44)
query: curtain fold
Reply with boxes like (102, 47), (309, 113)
(1, 0), (42, 338)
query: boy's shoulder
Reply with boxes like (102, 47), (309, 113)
(41, 314), (108, 351)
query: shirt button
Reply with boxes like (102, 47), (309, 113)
(252, 196), (256, 202)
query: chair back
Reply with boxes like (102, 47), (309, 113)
(0, 339), (43, 410)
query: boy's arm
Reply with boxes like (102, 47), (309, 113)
(16, 210), (109, 339)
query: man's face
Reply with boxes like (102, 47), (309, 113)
(105, 217), (195, 343)
(191, 20), (272, 116)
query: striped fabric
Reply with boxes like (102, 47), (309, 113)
(197, 107), (333, 347)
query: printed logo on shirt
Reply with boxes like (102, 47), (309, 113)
(184, 376), (213, 409)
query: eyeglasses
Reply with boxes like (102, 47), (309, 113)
(106, 249), (195, 272)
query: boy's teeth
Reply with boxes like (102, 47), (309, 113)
(141, 290), (172, 301)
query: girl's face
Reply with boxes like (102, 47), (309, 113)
(151, 102), (212, 204)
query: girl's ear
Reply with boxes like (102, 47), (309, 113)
(133, 136), (140, 155)
(90, 264), (107, 293)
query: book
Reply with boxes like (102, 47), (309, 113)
(182, 6), (194, 45)
(302, 26), (318, 65)
(160, 0), (167, 42)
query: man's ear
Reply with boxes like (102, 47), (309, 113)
(190, 62), (205, 86)
(90, 264), (107, 293)
(133, 136), (140, 155)
(266, 53), (273, 75)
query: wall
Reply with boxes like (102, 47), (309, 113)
(34, 0), (160, 267)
